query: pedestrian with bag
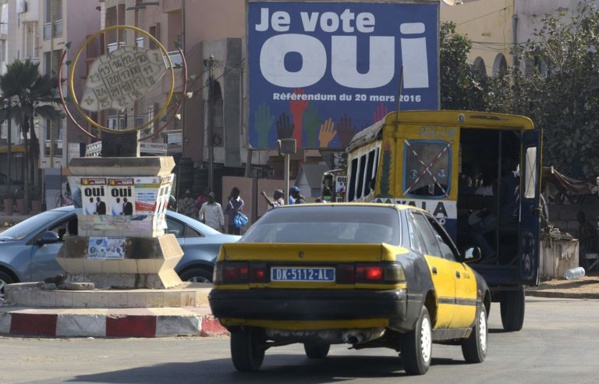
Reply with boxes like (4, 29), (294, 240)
(225, 187), (245, 235)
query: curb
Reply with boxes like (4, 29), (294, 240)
(0, 306), (229, 338)
(525, 290), (599, 300)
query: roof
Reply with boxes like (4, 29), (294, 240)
(347, 110), (536, 153)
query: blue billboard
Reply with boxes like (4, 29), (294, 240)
(247, 1), (439, 149)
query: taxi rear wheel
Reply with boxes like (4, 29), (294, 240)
(230, 327), (265, 372)
(400, 306), (432, 375)
(462, 304), (488, 363)
(304, 342), (330, 359)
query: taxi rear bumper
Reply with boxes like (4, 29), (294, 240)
(209, 288), (408, 321)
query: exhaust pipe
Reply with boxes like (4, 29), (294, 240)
(342, 328), (385, 345)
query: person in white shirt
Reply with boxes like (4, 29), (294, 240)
(198, 192), (225, 232)
(261, 189), (285, 211)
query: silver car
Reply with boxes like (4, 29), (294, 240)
(0, 206), (240, 290)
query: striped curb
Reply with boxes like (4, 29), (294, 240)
(0, 307), (229, 338)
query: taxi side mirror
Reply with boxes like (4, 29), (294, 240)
(463, 247), (482, 263)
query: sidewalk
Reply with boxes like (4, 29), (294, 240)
(525, 274), (599, 299)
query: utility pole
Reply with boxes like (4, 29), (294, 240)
(206, 55), (215, 192)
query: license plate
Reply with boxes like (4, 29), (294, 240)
(271, 267), (335, 282)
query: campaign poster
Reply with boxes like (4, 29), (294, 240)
(247, 1), (439, 150)
(88, 237), (126, 259)
(80, 177), (107, 216)
(133, 176), (161, 214)
(107, 177), (134, 216)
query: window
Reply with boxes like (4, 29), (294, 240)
(44, 118), (62, 157)
(107, 115), (127, 130)
(149, 24), (160, 49)
(357, 154), (366, 199)
(404, 140), (451, 197)
(348, 158), (358, 201)
(524, 147), (537, 199)
(411, 211), (442, 257)
(0, 40), (6, 63)
(43, 0), (63, 40)
(348, 145), (380, 201)
(363, 147), (379, 197)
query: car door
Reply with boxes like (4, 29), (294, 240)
(28, 215), (77, 282)
(410, 211), (456, 329)
(426, 215), (477, 328)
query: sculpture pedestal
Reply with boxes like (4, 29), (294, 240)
(56, 235), (183, 289)
(63, 156), (181, 289)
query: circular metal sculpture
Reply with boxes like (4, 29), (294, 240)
(59, 25), (187, 139)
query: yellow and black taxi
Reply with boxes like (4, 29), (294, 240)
(209, 203), (490, 375)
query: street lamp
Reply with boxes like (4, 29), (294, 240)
(278, 138), (297, 203)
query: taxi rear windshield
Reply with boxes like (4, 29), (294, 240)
(241, 206), (400, 245)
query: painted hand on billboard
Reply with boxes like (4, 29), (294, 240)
(290, 88), (309, 147)
(318, 118), (336, 148)
(276, 112), (294, 140)
(254, 103), (275, 147)
(303, 105), (322, 148)
(373, 103), (389, 123)
(337, 114), (358, 148)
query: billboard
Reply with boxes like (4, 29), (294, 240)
(248, 1), (439, 150)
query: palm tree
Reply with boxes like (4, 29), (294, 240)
(0, 59), (62, 202)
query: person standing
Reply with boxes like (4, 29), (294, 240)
(96, 197), (107, 215)
(289, 186), (306, 204)
(178, 189), (196, 218)
(225, 187), (244, 235)
(199, 192), (225, 232)
(261, 189), (285, 211)
(195, 187), (210, 214)
(123, 197), (133, 216)
(111, 197), (124, 215)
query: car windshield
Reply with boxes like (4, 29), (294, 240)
(0, 209), (69, 240)
(241, 205), (400, 244)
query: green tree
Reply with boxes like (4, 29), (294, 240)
(0, 59), (62, 201)
(440, 21), (487, 110)
(510, 1), (599, 180)
(440, 21), (518, 113)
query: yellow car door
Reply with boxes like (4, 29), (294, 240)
(450, 262), (478, 328)
(424, 255), (456, 328)
(410, 211), (456, 329)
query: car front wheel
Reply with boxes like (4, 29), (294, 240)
(0, 270), (15, 293)
(400, 306), (432, 375)
(462, 304), (488, 363)
(179, 267), (213, 283)
(230, 327), (265, 372)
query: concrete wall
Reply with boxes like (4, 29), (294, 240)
(547, 200), (599, 238)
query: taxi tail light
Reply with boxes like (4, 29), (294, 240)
(214, 262), (249, 284)
(338, 263), (405, 284)
(249, 263), (268, 283)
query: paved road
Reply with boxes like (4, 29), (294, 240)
(1, 296), (598, 384)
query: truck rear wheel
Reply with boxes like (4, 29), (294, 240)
(500, 286), (525, 332)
